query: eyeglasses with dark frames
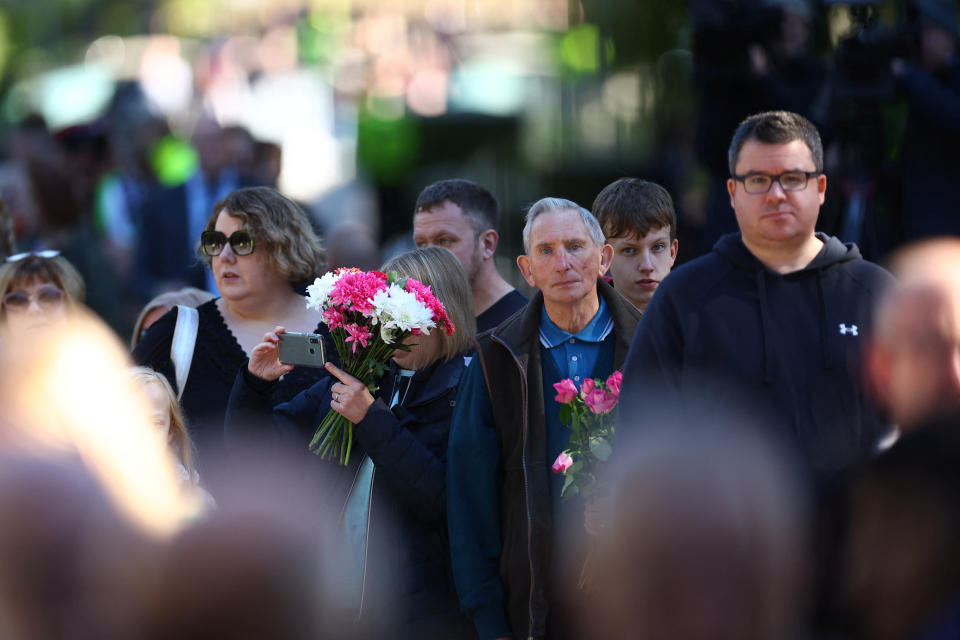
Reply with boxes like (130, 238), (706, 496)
(731, 171), (822, 195)
(201, 230), (255, 257)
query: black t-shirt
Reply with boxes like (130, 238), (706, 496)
(476, 288), (528, 334)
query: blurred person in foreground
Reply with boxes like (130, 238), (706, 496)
(0, 309), (203, 638)
(866, 239), (960, 434)
(592, 178), (679, 313)
(447, 198), (641, 640)
(840, 414), (960, 640)
(130, 287), (215, 349)
(617, 111), (895, 485)
(0, 251), (84, 343)
(134, 187), (330, 470)
(579, 425), (810, 640)
(225, 246), (476, 639)
(413, 179), (527, 333)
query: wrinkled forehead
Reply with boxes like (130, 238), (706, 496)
(530, 208), (592, 243)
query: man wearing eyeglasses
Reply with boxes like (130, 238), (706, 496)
(617, 110), (896, 485)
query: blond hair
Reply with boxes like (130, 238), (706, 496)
(202, 187), (326, 286)
(381, 246), (475, 361)
(129, 366), (195, 476)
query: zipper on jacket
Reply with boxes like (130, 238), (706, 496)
(492, 335), (537, 639)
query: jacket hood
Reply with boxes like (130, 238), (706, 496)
(711, 231), (861, 384)
(713, 231), (861, 273)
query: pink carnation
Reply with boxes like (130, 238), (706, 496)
(405, 278), (455, 336)
(552, 452), (574, 474)
(343, 323), (373, 354)
(606, 370), (622, 395)
(329, 271), (388, 316)
(322, 308), (346, 330)
(553, 378), (578, 404)
(583, 388), (618, 415)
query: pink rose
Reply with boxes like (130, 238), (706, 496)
(580, 378), (596, 398)
(606, 370), (622, 395)
(553, 379), (578, 404)
(552, 452), (573, 474)
(584, 388), (618, 414)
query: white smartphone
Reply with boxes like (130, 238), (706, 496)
(277, 332), (327, 368)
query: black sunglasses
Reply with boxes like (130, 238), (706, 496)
(201, 230), (255, 257)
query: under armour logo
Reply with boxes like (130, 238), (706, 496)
(839, 323), (859, 336)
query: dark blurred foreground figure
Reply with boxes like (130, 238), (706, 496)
(866, 239), (960, 433)
(618, 111), (895, 485)
(575, 426), (811, 640)
(839, 415), (960, 640)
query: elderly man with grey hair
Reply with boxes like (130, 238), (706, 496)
(446, 197), (641, 640)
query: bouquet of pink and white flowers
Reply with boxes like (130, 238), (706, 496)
(551, 370), (622, 501)
(305, 267), (454, 464)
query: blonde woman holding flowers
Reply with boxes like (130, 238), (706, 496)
(225, 246), (476, 639)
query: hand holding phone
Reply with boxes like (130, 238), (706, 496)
(278, 332), (327, 368)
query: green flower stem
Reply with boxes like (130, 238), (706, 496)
(309, 327), (416, 465)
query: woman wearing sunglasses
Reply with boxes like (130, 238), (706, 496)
(133, 187), (329, 469)
(0, 251), (85, 339)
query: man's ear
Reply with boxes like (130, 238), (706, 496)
(479, 229), (498, 261)
(516, 254), (536, 288)
(599, 244), (614, 276)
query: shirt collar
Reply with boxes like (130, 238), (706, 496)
(539, 296), (613, 348)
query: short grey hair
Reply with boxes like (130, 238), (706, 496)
(522, 197), (606, 254)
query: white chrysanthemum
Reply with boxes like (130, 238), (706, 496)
(305, 271), (342, 310)
(372, 284), (436, 339)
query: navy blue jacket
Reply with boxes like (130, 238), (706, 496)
(225, 356), (474, 639)
(617, 232), (895, 482)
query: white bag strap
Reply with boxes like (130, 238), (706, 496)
(170, 304), (199, 401)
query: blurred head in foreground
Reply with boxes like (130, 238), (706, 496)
(866, 239), (960, 431)
(0, 309), (200, 534)
(581, 425), (810, 640)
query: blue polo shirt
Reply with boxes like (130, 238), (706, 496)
(539, 296), (613, 382)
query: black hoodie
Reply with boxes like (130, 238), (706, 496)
(617, 232), (896, 482)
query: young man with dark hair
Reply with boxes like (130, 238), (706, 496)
(617, 110), (895, 484)
(413, 179), (527, 333)
(592, 178), (678, 312)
